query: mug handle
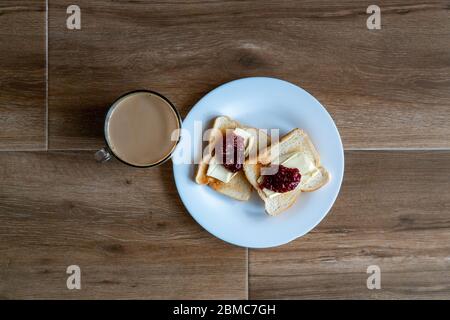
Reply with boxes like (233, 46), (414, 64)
(95, 147), (113, 163)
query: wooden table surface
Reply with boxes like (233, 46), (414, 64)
(0, 0), (449, 299)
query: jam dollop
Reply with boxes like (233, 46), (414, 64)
(219, 132), (245, 173)
(259, 165), (301, 193)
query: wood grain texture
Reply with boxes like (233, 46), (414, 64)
(0, 151), (246, 299)
(249, 151), (450, 299)
(48, 0), (450, 149)
(0, 1), (46, 149)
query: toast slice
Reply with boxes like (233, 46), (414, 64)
(244, 128), (330, 215)
(195, 116), (269, 201)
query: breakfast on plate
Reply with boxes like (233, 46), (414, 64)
(195, 116), (330, 215)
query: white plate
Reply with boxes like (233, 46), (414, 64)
(172, 77), (344, 248)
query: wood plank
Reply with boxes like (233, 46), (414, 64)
(249, 151), (450, 299)
(0, 151), (246, 299)
(0, 1), (46, 149)
(48, 0), (450, 149)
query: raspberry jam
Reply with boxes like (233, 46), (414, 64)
(220, 132), (245, 173)
(259, 165), (301, 193)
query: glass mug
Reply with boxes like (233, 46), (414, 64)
(95, 90), (182, 167)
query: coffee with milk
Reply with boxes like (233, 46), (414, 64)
(104, 91), (181, 167)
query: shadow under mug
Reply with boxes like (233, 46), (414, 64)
(95, 90), (182, 168)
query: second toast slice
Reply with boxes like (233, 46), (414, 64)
(244, 129), (330, 215)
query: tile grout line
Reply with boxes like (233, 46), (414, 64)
(1, 148), (450, 153)
(45, 0), (49, 151)
(345, 147), (450, 151)
(0, 148), (98, 152)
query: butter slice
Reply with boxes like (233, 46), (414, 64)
(233, 128), (254, 157)
(233, 128), (251, 140)
(299, 168), (320, 188)
(206, 157), (237, 183)
(259, 152), (318, 198)
(282, 153), (316, 174)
